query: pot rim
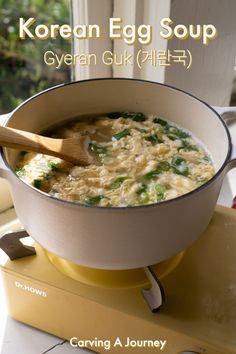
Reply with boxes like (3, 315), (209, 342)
(0, 77), (232, 210)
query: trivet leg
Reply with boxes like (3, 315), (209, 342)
(141, 266), (165, 312)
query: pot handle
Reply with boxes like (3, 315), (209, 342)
(214, 106), (236, 170)
(0, 113), (10, 177)
(0, 230), (36, 260)
(0, 113), (13, 212)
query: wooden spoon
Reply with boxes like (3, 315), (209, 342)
(0, 125), (93, 165)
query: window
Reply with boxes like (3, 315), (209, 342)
(0, 0), (71, 211)
(0, 0), (71, 114)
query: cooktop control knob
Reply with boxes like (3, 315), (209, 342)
(179, 352), (200, 354)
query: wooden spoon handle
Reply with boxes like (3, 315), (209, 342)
(0, 125), (62, 156)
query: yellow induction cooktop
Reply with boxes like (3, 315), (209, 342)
(1, 205), (236, 354)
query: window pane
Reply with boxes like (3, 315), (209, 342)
(0, 0), (71, 114)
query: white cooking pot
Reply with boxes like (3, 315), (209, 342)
(0, 79), (235, 269)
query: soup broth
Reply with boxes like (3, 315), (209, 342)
(16, 112), (215, 207)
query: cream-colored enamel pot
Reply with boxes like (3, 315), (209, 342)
(0, 79), (236, 269)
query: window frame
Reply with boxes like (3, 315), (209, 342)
(112, 0), (171, 81)
(71, 0), (113, 80)
(72, 0), (171, 81)
(72, 0), (236, 105)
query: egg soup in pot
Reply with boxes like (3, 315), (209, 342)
(15, 112), (215, 207)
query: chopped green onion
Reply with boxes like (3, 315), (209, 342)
(171, 156), (189, 176)
(111, 176), (129, 189)
(196, 176), (207, 186)
(158, 161), (170, 171)
(166, 126), (190, 140)
(172, 156), (186, 166)
(145, 134), (163, 145)
(107, 112), (146, 122)
(136, 128), (147, 133)
(48, 162), (62, 172)
(136, 185), (149, 204)
(175, 130), (190, 139)
(131, 112), (146, 122)
(107, 112), (123, 119)
(167, 133), (178, 141)
(89, 143), (107, 155)
(145, 169), (161, 180)
(33, 179), (41, 189)
(155, 184), (167, 201)
(85, 195), (104, 205)
(178, 140), (199, 151)
(153, 117), (168, 126)
(168, 126), (190, 138)
(203, 155), (210, 161)
(16, 167), (26, 177)
(112, 129), (130, 141)
(200, 155), (210, 164)
(145, 161), (170, 180)
(136, 184), (147, 194)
